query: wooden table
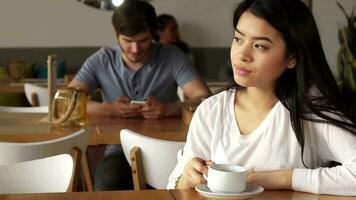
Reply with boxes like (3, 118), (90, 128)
(171, 189), (356, 200)
(0, 83), (25, 93)
(0, 112), (189, 145)
(0, 112), (80, 142)
(0, 79), (66, 93)
(89, 115), (189, 144)
(0, 190), (173, 200)
(0, 190), (354, 200)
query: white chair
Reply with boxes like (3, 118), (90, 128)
(120, 129), (185, 189)
(24, 83), (48, 106)
(0, 106), (48, 113)
(0, 154), (74, 194)
(0, 129), (92, 191)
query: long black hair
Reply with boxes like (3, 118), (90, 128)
(154, 14), (190, 53)
(157, 14), (176, 32)
(154, 14), (176, 42)
(230, 0), (356, 166)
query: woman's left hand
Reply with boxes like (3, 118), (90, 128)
(247, 169), (293, 190)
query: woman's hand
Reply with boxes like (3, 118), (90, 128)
(247, 169), (293, 190)
(177, 158), (213, 189)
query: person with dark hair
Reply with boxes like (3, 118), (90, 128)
(156, 14), (187, 52)
(168, 0), (356, 195)
(69, 0), (211, 191)
(156, 14), (195, 64)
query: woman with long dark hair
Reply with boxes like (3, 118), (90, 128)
(156, 14), (189, 53)
(168, 0), (356, 195)
(155, 14), (195, 65)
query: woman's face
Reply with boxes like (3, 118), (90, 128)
(158, 20), (179, 44)
(230, 11), (295, 90)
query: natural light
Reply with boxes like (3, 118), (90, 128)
(112, 0), (124, 7)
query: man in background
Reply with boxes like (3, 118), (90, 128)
(69, 0), (211, 190)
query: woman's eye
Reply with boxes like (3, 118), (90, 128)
(255, 44), (268, 50)
(234, 37), (242, 43)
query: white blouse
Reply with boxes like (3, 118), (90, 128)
(168, 90), (356, 195)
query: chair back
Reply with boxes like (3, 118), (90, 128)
(0, 154), (73, 194)
(24, 83), (48, 106)
(0, 106), (48, 113)
(0, 129), (88, 164)
(120, 129), (185, 189)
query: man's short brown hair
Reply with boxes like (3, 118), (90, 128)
(112, 1), (157, 36)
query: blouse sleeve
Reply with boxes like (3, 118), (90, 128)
(292, 121), (356, 195)
(167, 100), (214, 189)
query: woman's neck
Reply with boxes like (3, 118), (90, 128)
(237, 87), (278, 110)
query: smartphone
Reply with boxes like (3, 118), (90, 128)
(130, 100), (147, 105)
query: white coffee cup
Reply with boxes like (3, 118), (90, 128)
(205, 164), (246, 193)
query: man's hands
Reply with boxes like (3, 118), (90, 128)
(177, 158), (213, 189)
(141, 96), (167, 119)
(108, 96), (143, 118)
(105, 96), (168, 119)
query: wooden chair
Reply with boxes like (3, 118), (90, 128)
(0, 154), (74, 194)
(120, 129), (185, 190)
(24, 83), (48, 107)
(0, 129), (93, 191)
(0, 105), (48, 113)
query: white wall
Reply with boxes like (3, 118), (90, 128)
(0, 0), (355, 71)
(313, 0), (355, 73)
(151, 0), (237, 47)
(0, 0), (115, 47)
(0, 0), (236, 48)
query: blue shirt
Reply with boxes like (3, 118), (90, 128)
(75, 43), (199, 103)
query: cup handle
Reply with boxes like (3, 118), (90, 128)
(51, 91), (78, 125)
(203, 173), (208, 181)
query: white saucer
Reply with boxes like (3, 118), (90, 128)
(195, 184), (264, 200)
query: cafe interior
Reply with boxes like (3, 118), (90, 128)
(0, 0), (355, 199)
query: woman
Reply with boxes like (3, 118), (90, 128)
(156, 14), (194, 64)
(168, 0), (356, 196)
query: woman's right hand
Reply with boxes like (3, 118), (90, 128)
(177, 157), (213, 189)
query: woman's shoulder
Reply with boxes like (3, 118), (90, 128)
(197, 89), (235, 113)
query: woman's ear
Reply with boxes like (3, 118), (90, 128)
(287, 57), (296, 69)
